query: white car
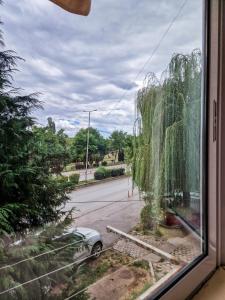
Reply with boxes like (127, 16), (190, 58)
(56, 227), (103, 260)
(11, 226), (103, 261)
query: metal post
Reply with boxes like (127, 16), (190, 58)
(85, 112), (90, 181)
(84, 109), (97, 182)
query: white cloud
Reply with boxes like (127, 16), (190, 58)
(1, 0), (203, 136)
(29, 58), (64, 77)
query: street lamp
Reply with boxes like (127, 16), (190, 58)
(83, 109), (97, 181)
(50, 0), (91, 16)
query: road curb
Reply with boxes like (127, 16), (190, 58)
(75, 175), (129, 190)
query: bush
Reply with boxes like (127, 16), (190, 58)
(111, 168), (125, 176)
(102, 161), (107, 166)
(105, 169), (112, 178)
(57, 176), (74, 191)
(94, 167), (125, 180)
(69, 173), (80, 185)
(111, 168), (120, 177)
(94, 167), (106, 180)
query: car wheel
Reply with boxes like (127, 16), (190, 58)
(91, 242), (102, 258)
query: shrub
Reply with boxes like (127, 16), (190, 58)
(105, 169), (112, 178)
(57, 176), (74, 191)
(102, 161), (107, 166)
(94, 167), (125, 180)
(57, 176), (69, 183)
(111, 168), (120, 177)
(119, 168), (125, 175)
(69, 173), (80, 185)
(94, 167), (106, 180)
(111, 168), (125, 176)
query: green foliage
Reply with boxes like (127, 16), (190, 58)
(111, 168), (125, 177)
(71, 128), (106, 165)
(107, 130), (133, 162)
(132, 259), (149, 270)
(140, 205), (156, 230)
(0, 16), (69, 233)
(101, 161), (107, 166)
(32, 125), (70, 175)
(94, 167), (125, 180)
(69, 173), (80, 185)
(0, 215), (85, 300)
(133, 49), (201, 226)
(94, 166), (107, 180)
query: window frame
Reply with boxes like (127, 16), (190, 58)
(141, 0), (220, 298)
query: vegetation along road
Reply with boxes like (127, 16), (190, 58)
(62, 164), (126, 181)
(65, 177), (144, 247)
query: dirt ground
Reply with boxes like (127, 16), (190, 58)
(87, 265), (151, 300)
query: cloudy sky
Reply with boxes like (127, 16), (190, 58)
(0, 0), (203, 136)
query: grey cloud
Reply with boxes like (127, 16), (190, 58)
(1, 0), (203, 136)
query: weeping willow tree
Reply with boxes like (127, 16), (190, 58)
(133, 49), (201, 228)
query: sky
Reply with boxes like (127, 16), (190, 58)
(0, 0), (203, 137)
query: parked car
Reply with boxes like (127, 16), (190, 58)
(54, 227), (103, 260)
(11, 226), (103, 261)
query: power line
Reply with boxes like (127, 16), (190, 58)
(0, 247), (112, 296)
(64, 248), (154, 300)
(0, 199), (143, 271)
(68, 199), (143, 204)
(0, 239), (84, 272)
(104, 0), (189, 118)
(69, 198), (143, 220)
(72, 201), (118, 219)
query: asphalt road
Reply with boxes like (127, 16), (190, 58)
(65, 177), (144, 247)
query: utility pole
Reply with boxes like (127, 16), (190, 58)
(83, 109), (97, 181)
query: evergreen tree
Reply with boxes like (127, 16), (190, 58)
(0, 9), (68, 234)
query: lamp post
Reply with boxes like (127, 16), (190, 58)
(83, 109), (97, 181)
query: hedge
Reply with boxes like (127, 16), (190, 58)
(94, 167), (125, 180)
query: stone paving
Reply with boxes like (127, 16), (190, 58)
(169, 234), (202, 263)
(113, 230), (202, 280)
(113, 239), (150, 259)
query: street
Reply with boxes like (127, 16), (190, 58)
(65, 177), (144, 247)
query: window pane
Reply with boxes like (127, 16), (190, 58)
(0, 0), (205, 299)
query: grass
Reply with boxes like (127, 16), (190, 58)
(65, 250), (132, 299)
(132, 222), (186, 239)
(132, 259), (149, 271)
(128, 282), (152, 300)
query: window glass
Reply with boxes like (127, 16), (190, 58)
(0, 0), (205, 299)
